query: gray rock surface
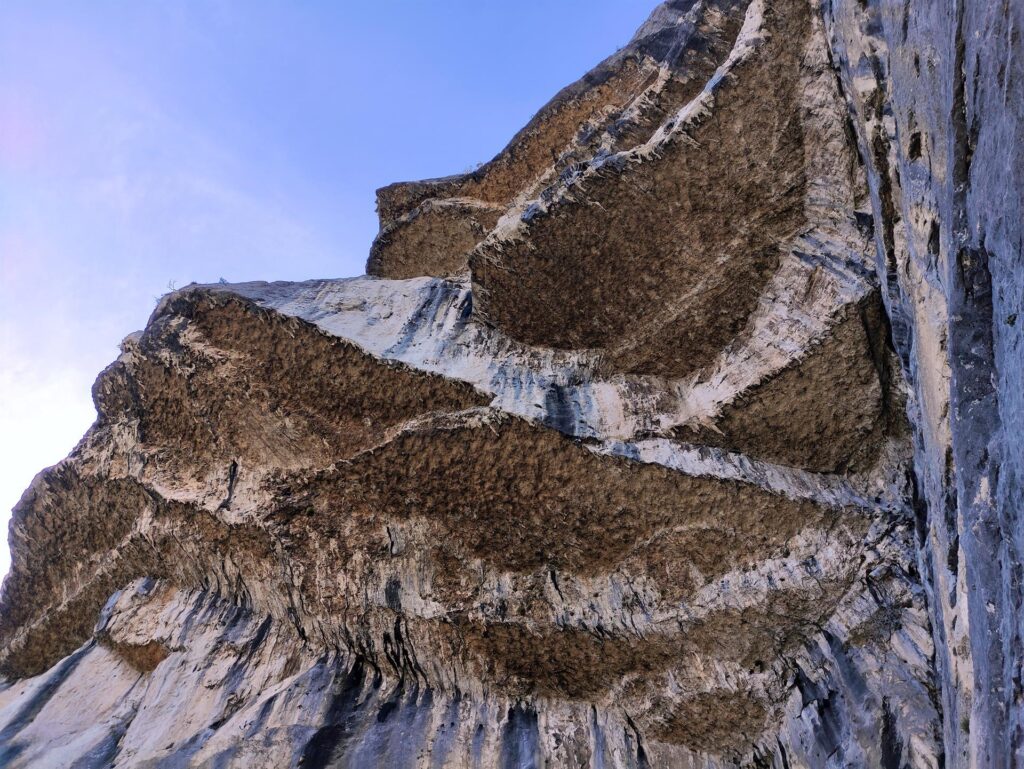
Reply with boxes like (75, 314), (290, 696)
(824, 0), (1023, 765)
(0, 0), (1019, 766)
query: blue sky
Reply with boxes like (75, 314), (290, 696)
(0, 1), (655, 574)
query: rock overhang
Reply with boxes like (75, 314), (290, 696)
(4, 0), (1005, 764)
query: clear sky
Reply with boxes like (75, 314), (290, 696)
(0, 1), (656, 576)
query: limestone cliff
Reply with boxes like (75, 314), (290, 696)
(0, 1), (1019, 767)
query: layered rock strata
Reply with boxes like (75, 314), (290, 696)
(1, 0), (1020, 767)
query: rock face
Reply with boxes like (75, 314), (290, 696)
(0, 1), (1019, 767)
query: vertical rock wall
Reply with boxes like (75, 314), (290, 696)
(823, 1), (1023, 765)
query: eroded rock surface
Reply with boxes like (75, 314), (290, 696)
(2, 0), (1020, 767)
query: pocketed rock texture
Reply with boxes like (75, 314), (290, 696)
(0, 0), (1020, 767)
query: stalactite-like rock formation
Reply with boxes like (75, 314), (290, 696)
(1, 0), (1020, 767)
